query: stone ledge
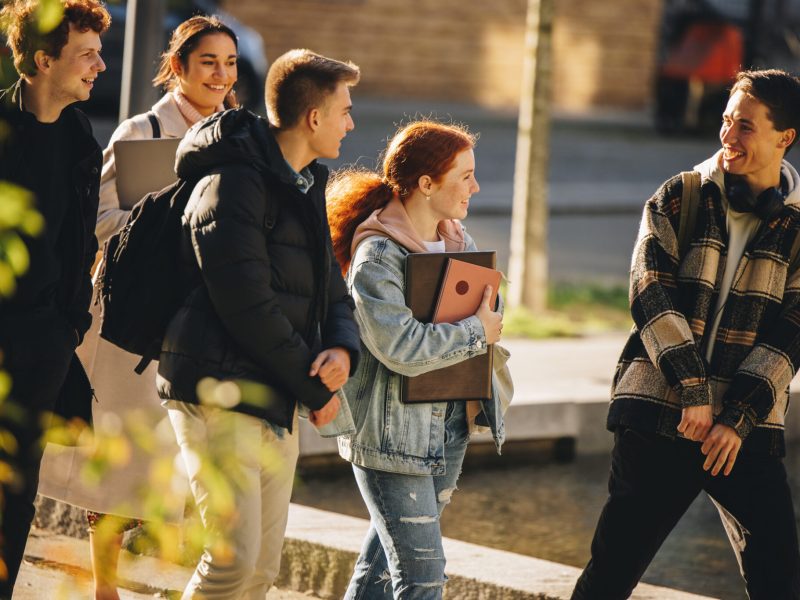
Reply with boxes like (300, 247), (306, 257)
(30, 503), (716, 599)
(279, 504), (716, 600)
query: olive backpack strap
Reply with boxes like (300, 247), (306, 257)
(788, 228), (800, 276)
(678, 170), (701, 259)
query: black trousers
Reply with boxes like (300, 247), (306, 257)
(572, 427), (800, 600)
(0, 316), (74, 598)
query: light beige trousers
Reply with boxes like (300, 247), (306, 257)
(165, 400), (299, 600)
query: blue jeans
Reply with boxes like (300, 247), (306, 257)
(344, 401), (469, 600)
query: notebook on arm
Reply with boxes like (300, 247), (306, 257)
(113, 138), (181, 209)
(402, 251), (497, 404)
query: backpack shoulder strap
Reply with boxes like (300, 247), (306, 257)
(147, 111), (161, 139)
(678, 170), (701, 259)
(788, 228), (800, 275)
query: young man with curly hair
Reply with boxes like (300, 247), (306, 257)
(0, 1), (109, 595)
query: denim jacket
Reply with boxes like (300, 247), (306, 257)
(331, 231), (506, 475)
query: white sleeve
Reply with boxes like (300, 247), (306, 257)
(95, 116), (150, 246)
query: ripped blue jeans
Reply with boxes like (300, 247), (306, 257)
(344, 401), (469, 600)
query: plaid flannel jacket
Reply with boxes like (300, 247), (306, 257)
(610, 171), (800, 456)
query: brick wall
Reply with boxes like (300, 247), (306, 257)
(221, 0), (663, 111)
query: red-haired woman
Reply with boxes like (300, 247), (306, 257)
(37, 15), (238, 600)
(327, 120), (508, 599)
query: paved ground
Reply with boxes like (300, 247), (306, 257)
(15, 529), (322, 599)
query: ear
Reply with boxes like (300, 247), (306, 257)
(417, 175), (433, 196)
(33, 50), (51, 74)
(780, 128), (796, 149)
(170, 54), (183, 77)
(307, 107), (321, 132)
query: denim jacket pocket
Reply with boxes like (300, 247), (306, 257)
(304, 390), (356, 438)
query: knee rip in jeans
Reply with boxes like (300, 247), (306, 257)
(412, 548), (442, 561)
(399, 515), (437, 524)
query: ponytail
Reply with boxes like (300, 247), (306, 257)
(327, 169), (394, 275)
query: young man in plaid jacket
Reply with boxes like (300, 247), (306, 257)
(572, 69), (800, 599)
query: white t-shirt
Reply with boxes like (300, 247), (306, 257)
(422, 238), (446, 253)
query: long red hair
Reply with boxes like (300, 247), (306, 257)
(327, 120), (476, 274)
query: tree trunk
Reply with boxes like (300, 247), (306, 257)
(508, 0), (553, 312)
(119, 0), (166, 121)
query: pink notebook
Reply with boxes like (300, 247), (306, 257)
(432, 258), (501, 324)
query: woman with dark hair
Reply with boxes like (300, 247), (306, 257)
(37, 15), (238, 600)
(327, 120), (508, 599)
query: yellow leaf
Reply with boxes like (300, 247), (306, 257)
(21, 211), (44, 237)
(0, 371), (10, 399)
(3, 234), (29, 275)
(0, 263), (16, 297)
(36, 0), (65, 33)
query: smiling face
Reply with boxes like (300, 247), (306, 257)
(309, 81), (354, 160)
(428, 149), (480, 221)
(174, 32), (238, 117)
(45, 25), (105, 105)
(720, 90), (795, 194)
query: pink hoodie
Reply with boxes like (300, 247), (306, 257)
(351, 196), (466, 257)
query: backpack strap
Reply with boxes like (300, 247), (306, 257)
(788, 229), (800, 276)
(147, 111), (161, 139)
(678, 170), (701, 259)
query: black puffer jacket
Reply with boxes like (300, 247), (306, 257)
(157, 109), (360, 429)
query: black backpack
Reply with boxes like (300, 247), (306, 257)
(97, 169), (279, 374)
(97, 177), (199, 373)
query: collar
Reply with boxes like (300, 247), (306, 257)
(172, 89), (224, 127)
(259, 124), (325, 189)
(283, 159), (315, 194)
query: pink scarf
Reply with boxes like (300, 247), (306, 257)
(172, 89), (225, 126)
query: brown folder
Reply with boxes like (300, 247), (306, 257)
(402, 251), (496, 404)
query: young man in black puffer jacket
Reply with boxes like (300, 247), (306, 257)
(158, 50), (361, 598)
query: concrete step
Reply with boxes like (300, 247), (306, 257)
(25, 504), (716, 600)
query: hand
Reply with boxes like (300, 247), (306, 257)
(309, 394), (340, 427)
(677, 404), (712, 441)
(309, 347), (351, 392)
(475, 285), (503, 345)
(701, 424), (742, 476)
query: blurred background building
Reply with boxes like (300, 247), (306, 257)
(218, 0), (800, 132)
(219, 0), (662, 113)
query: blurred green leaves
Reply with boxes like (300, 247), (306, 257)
(35, 0), (63, 33)
(0, 181), (42, 297)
